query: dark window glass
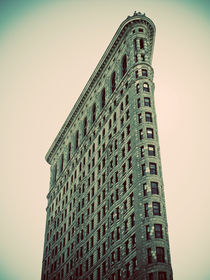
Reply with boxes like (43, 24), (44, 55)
(144, 203), (148, 217)
(140, 38), (144, 49)
(147, 128), (154, 139)
(122, 55), (127, 76)
(147, 248), (152, 264)
(153, 202), (161, 216)
(101, 88), (106, 108)
(142, 69), (148, 76)
(144, 97), (151, 106)
(143, 82), (150, 92)
(145, 112), (152, 122)
(154, 224), (163, 238)
(92, 103), (96, 123)
(111, 72), (116, 93)
(156, 247), (165, 262)
(158, 272), (167, 280)
(148, 145), (155, 156)
(149, 162), (157, 174)
(151, 182), (159, 194)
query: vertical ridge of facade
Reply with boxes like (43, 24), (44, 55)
(41, 12), (173, 280)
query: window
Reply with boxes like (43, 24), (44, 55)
(137, 98), (141, 108)
(131, 233), (136, 248)
(125, 94), (129, 105)
(158, 272), (167, 280)
(68, 143), (71, 161)
(153, 202), (161, 216)
(83, 117), (87, 136)
(135, 70), (138, 78)
(75, 130), (79, 149)
(92, 103), (96, 123)
(148, 145), (155, 156)
(142, 163), (146, 176)
(102, 261), (106, 275)
(149, 162), (157, 174)
(126, 262), (130, 278)
(142, 69), (148, 76)
(151, 182), (159, 194)
(140, 146), (144, 158)
(156, 247), (165, 262)
(131, 213), (135, 227)
(147, 248), (152, 264)
(143, 183), (147, 196)
(144, 97), (151, 106)
(143, 82), (150, 92)
(145, 112), (152, 122)
(101, 88), (106, 108)
(60, 154), (64, 172)
(144, 203), (149, 217)
(146, 128), (154, 139)
(122, 55), (127, 76)
(125, 240), (129, 255)
(140, 38), (144, 49)
(149, 273), (154, 280)
(139, 129), (143, 140)
(138, 113), (142, 123)
(154, 224), (163, 238)
(141, 54), (145, 61)
(111, 72), (116, 93)
(146, 225), (150, 240)
(136, 83), (140, 94)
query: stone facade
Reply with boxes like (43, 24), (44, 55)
(41, 12), (173, 280)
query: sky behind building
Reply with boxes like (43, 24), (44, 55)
(0, 0), (210, 279)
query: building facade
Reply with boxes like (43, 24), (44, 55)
(41, 12), (173, 280)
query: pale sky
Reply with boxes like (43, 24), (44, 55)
(0, 0), (210, 279)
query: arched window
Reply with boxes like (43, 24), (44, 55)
(83, 117), (87, 136)
(101, 88), (106, 108)
(143, 82), (150, 92)
(111, 72), (116, 93)
(92, 103), (96, 123)
(122, 55), (127, 77)
(140, 38), (144, 49)
(75, 130), (79, 149)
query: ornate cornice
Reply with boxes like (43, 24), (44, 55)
(45, 13), (155, 164)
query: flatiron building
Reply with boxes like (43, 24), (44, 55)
(41, 12), (173, 280)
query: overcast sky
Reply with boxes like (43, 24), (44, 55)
(0, 0), (210, 279)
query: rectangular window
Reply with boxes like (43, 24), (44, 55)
(142, 163), (146, 176)
(145, 112), (152, 122)
(146, 225), (150, 240)
(154, 224), (163, 238)
(139, 129), (143, 140)
(135, 70), (138, 78)
(151, 182), (159, 194)
(142, 69), (148, 77)
(143, 183), (147, 196)
(156, 247), (165, 262)
(148, 145), (155, 156)
(138, 113), (142, 124)
(158, 272), (167, 280)
(153, 202), (161, 216)
(140, 146), (144, 158)
(147, 248), (152, 264)
(146, 128), (154, 138)
(149, 162), (157, 175)
(144, 97), (151, 106)
(137, 98), (141, 108)
(136, 83), (140, 94)
(144, 203), (149, 217)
